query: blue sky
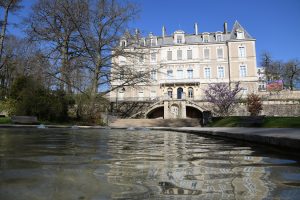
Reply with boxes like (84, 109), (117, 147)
(5, 0), (300, 64)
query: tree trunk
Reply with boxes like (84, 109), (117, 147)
(0, 6), (9, 65)
(60, 38), (72, 94)
(88, 58), (100, 121)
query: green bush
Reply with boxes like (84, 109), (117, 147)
(6, 76), (74, 122)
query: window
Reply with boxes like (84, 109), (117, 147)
(150, 39), (154, 46)
(217, 66), (225, 78)
(217, 48), (223, 59)
(237, 31), (245, 39)
(204, 67), (211, 79)
(187, 50), (192, 59)
(167, 88), (173, 98)
(177, 35), (182, 43)
(240, 65), (247, 77)
(167, 70), (173, 79)
(121, 40), (126, 47)
(119, 70), (125, 80)
(177, 50), (182, 60)
(167, 51), (172, 61)
(138, 91), (144, 100)
(150, 70), (157, 80)
(188, 87), (194, 98)
(150, 90), (157, 99)
(239, 46), (246, 58)
(187, 69), (193, 79)
(177, 69), (183, 79)
(204, 48), (210, 60)
(151, 52), (156, 61)
(203, 35), (209, 42)
(216, 34), (222, 42)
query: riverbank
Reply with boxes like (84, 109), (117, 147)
(151, 127), (300, 150)
(209, 116), (300, 128)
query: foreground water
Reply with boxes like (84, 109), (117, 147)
(0, 128), (300, 199)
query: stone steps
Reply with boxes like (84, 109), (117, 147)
(110, 118), (202, 128)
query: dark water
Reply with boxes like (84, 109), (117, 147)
(1, 128), (300, 200)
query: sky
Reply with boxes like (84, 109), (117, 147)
(5, 0), (300, 65)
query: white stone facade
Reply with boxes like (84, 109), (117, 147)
(110, 21), (258, 103)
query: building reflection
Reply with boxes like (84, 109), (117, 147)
(105, 131), (273, 199)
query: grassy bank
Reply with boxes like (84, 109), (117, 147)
(208, 116), (300, 128)
(0, 117), (12, 124)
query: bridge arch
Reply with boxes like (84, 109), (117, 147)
(145, 105), (164, 119)
(186, 105), (203, 119)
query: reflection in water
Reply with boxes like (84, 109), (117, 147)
(0, 128), (300, 199)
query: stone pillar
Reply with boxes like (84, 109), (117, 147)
(164, 101), (169, 119)
(181, 101), (186, 118)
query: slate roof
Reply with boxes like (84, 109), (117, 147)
(125, 21), (254, 48)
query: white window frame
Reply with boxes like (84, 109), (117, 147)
(187, 49), (193, 60)
(150, 70), (157, 80)
(203, 48), (210, 60)
(188, 87), (194, 98)
(167, 69), (173, 79)
(204, 67), (211, 79)
(216, 47), (224, 59)
(217, 66), (225, 79)
(167, 50), (172, 61)
(177, 69), (184, 79)
(216, 34), (222, 42)
(150, 52), (156, 62)
(203, 34), (209, 42)
(238, 45), (246, 58)
(237, 30), (245, 39)
(177, 49), (182, 60)
(187, 69), (193, 79)
(239, 65), (247, 77)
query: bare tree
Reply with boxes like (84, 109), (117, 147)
(0, 0), (22, 66)
(25, 0), (87, 93)
(282, 59), (300, 91)
(260, 52), (282, 82)
(62, 0), (149, 119)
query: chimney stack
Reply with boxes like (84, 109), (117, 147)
(162, 25), (166, 38)
(194, 22), (198, 35)
(224, 22), (228, 34)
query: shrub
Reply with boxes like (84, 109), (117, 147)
(246, 93), (263, 116)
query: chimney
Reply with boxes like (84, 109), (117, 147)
(224, 22), (228, 34)
(194, 22), (198, 35)
(162, 25), (166, 38)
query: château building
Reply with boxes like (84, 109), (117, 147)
(110, 21), (259, 119)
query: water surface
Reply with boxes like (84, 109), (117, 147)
(1, 128), (300, 199)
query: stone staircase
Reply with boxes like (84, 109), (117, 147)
(110, 118), (202, 128)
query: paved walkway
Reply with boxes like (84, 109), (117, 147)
(151, 127), (300, 150)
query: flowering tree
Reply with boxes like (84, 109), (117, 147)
(204, 82), (242, 116)
(246, 93), (263, 116)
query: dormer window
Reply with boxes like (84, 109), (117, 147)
(177, 35), (182, 43)
(174, 30), (185, 44)
(216, 34), (222, 42)
(203, 33), (209, 42)
(120, 40), (126, 47)
(236, 29), (245, 39)
(150, 38), (157, 46)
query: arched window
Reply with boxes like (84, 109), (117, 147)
(177, 87), (183, 99)
(188, 87), (194, 98)
(121, 40), (126, 47)
(167, 88), (173, 99)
